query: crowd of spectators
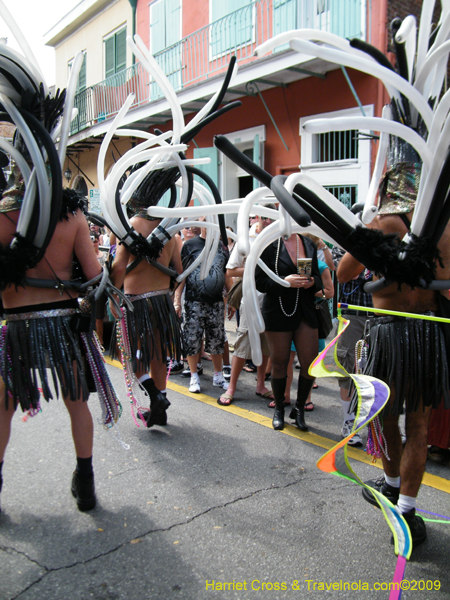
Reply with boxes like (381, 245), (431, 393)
(99, 211), (450, 462)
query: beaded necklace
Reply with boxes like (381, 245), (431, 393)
(275, 235), (299, 318)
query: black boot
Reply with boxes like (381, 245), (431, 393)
(144, 393), (168, 426)
(289, 377), (314, 431)
(271, 377), (287, 430)
(141, 379), (170, 427)
(71, 470), (96, 512)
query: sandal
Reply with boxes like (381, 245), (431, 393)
(312, 382), (318, 389)
(243, 364), (257, 373)
(256, 390), (274, 401)
(217, 393), (234, 406)
(304, 401), (314, 411)
(268, 398), (291, 409)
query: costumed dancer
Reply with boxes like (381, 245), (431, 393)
(98, 39), (241, 426)
(109, 193), (183, 427)
(0, 188), (121, 513)
(338, 155), (450, 548)
(0, 20), (122, 513)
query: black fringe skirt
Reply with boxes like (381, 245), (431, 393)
(0, 300), (93, 411)
(363, 315), (450, 414)
(110, 290), (182, 374)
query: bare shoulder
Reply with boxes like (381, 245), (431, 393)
(372, 213), (409, 236)
(50, 210), (85, 246)
(130, 216), (159, 238)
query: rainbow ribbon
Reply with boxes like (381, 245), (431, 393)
(310, 315), (411, 599)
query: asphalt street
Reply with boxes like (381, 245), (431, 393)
(1, 320), (449, 600)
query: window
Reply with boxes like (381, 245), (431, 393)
(323, 185), (358, 209)
(316, 130), (359, 163)
(210, 0), (253, 57)
(104, 27), (126, 79)
(300, 106), (373, 209)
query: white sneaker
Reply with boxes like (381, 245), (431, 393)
(213, 373), (229, 390)
(341, 420), (362, 447)
(189, 374), (201, 393)
(222, 365), (231, 381)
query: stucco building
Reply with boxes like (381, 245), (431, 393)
(44, 0), (431, 225)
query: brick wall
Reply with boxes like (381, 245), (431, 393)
(0, 123), (14, 139)
(387, 2), (441, 52)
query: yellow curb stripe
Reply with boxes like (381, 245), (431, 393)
(104, 356), (450, 495)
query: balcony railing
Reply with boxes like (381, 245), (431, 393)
(70, 0), (366, 135)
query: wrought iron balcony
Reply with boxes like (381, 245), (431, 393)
(70, 0), (365, 135)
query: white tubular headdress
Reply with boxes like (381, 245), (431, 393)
(0, 4), (68, 290)
(97, 37), (242, 268)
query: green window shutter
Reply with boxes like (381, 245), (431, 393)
(193, 147), (219, 206)
(166, 0), (181, 46)
(105, 27), (126, 78)
(330, 0), (361, 38)
(105, 36), (115, 78)
(150, 0), (166, 54)
(165, 0), (181, 89)
(150, 0), (168, 99)
(77, 53), (87, 93)
(210, 0), (224, 22)
(273, 0), (297, 37)
(115, 28), (127, 73)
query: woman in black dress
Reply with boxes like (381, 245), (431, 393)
(255, 232), (323, 431)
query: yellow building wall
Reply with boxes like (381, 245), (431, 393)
(65, 135), (138, 202)
(54, 0), (133, 90)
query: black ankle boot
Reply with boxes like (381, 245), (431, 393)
(271, 377), (287, 430)
(71, 470), (96, 512)
(142, 395), (169, 426)
(141, 379), (170, 427)
(290, 377), (314, 431)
